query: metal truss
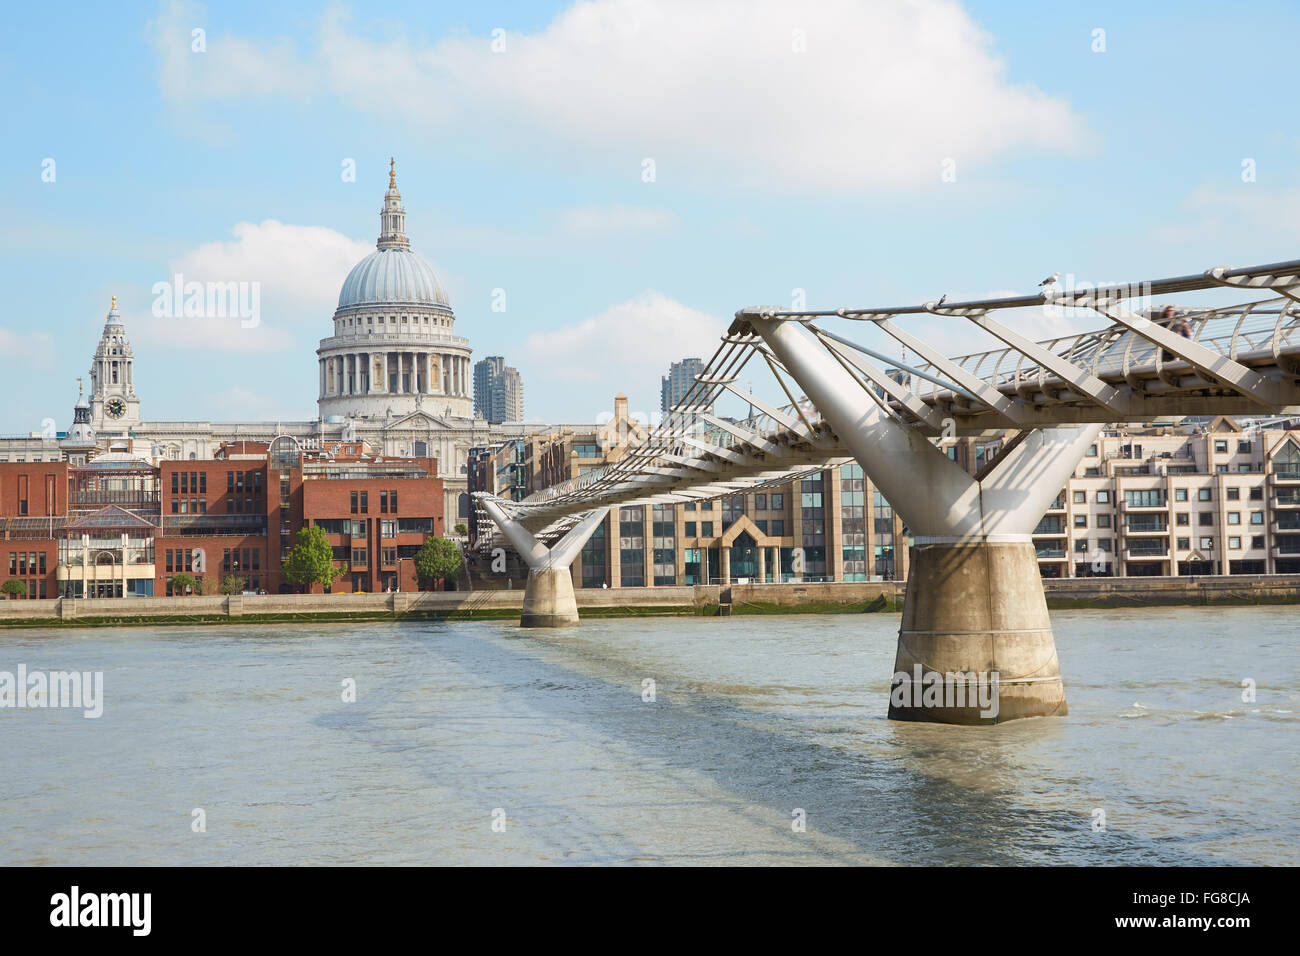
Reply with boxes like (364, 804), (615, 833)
(475, 257), (1300, 546)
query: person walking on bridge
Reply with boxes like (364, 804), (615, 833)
(1160, 305), (1193, 361)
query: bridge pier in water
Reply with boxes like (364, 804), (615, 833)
(477, 499), (608, 627)
(743, 310), (1102, 724)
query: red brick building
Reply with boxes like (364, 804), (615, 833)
(0, 441), (446, 600)
(0, 462), (66, 600)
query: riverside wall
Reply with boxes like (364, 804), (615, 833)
(1, 575), (1298, 627)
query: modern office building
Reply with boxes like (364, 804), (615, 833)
(660, 358), (711, 416)
(473, 356), (524, 424)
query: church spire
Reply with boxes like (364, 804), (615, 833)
(377, 158), (409, 251)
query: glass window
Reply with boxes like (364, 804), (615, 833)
(1175, 513), (1189, 526)
(755, 494), (767, 510)
(1073, 515), (1087, 527)
(1227, 512), (1240, 525)
(1124, 489), (1164, 508)
(1197, 488), (1212, 501)
(1175, 488), (1188, 501)
(1072, 491), (1086, 503)
(619, 506), (645, 588)
(770, 494), (783, 510)
(1176, 537), (1190, 550)
(1199, 537), (1213, 550)
(1096, 490), (1110, 503)
(1198, 513), (1213, 526)
(1228, 536), (1241, 549)
(1226, 487), (1240, 500)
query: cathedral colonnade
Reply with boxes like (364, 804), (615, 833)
(317, 350), (471, 398)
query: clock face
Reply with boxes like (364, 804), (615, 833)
(106, 398), (126, 419)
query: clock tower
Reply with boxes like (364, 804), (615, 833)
(89, 296), (141, 434)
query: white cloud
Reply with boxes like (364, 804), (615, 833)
(147, 0), (315, 104)
(0, 327), (56, 370)
(559, 204), (678, 236)
(151, 0), (1086, 191)
(165, 219), (374, 322)
(1152, 184), (1300, 244)
(120, 218), (375, 353)
(523, 291), (724, 415)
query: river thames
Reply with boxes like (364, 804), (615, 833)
(1, 606), (1295, 866)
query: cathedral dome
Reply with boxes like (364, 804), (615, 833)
(335, 159), (449, 311)
(338, 248), (448, 309)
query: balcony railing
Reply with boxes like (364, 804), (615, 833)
(1125, 543), (1168, 558)
(1124, 518), (1168, 533)
(1121, 496), (1166, 510)
(1274, 491), (1300, 507)
(1272, 469), (1300, 482)
(1032, 517), (1064, 535)
(1035, 548), (1066, 559)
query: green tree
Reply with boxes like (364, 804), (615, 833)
(171, 572), (196, 596)
(454, 523), (468, 536)
(221, 574), (246, 596)
(414, 537), (463, 590)
(2, 579), (26, 599)
(282, 525), (347, 593)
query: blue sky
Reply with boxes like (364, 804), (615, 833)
(2, 0), (1299, 432)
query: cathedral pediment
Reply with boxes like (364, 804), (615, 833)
(383, 409), (453, 430)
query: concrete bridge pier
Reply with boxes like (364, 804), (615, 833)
(743, 310), (1102, 724)
(478, 498), (608, 627)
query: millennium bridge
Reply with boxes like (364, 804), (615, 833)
(475, 258), (1300, 724)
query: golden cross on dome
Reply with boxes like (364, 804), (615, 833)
(76, 376), (83, 396)
(111, 295), (116, 310)
(389, 157), (396, 187)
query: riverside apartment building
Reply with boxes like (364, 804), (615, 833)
(470, 401), (1300, 588)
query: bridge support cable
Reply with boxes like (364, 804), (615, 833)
(477, 497), (609, 627)
(739, 307), (1100, 724)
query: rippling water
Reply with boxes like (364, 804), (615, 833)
(1, 607), (1296, 865)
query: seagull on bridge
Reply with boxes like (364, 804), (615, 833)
(935, 294), (947, 307)
(1039, 272), (1061, 288)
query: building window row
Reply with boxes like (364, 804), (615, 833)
(7, 551), (48, 576)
